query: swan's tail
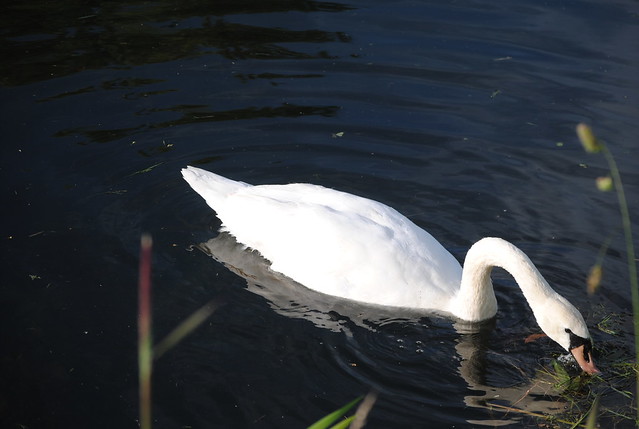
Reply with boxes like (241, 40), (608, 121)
(181, 166), (250, 209)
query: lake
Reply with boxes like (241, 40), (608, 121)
(1, 0), (638, 427)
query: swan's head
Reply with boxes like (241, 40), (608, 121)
(534, 294), (599, 374)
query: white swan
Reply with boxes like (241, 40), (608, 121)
(182, 166), (599, 374)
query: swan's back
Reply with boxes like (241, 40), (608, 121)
(182, 166), (463, 310)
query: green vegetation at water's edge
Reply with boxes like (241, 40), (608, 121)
(574, 123), (638, 426)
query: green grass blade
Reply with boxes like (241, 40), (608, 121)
(585, 396), (600, 429)
(153, 300), (219, 359)
(330, 416), (355, 429)
(307, 397), (362, 429)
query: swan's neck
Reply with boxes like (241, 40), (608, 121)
(451, 237), (556, 322)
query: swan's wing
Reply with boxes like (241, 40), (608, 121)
(212, 182), (462, 310)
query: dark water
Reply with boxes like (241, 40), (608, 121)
(2, 0), (638, 427)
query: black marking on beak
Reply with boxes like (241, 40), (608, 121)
(565, 328), (593, 363)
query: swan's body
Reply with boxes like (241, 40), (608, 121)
(182, 166), (598, 373)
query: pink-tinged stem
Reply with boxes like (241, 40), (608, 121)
(138, 234), (153, 429)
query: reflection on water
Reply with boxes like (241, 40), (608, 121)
(1, 1), (353, 85)
(454, 324), (567, 426)
(199, 232), (376, 333)
(55, 103), (340, 144)
(199, 232), (569, 425)
(2, 0), (349, 147)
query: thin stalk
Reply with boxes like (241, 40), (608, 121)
(138, 234), (153, 429)
(584, 395), (600, 429)
(600, 143), (639, 416)
(600, 142), (639, 420)
(577, 124), (638, 422)
(153, 300), (220, 360)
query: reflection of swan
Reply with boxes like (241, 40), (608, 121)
(198, 232), (427, 333)
(453, 322), (568, 426)
(182, 166), (597, 374)
(199, 233), (569, 425)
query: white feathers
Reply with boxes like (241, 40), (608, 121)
(182, 166), (592, 355)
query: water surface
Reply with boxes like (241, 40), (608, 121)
(2, 0), (638, 427)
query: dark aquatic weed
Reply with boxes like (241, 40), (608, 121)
(129, 161), (164, 176)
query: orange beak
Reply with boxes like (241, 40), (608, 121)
(570, 344), (600, 374)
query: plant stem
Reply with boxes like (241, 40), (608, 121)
(600, 144), (639, 416)
(153, 300), (219, 360)
(138, 234), (153, 429)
